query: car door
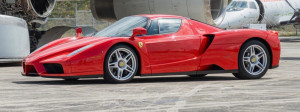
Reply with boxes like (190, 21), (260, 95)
(140, 18), (201, 74)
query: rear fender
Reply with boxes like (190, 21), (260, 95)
(199, 29), (269, 70)
(211, 29), (268, 45)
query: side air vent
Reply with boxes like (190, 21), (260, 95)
(203, 34), (215, 44)
(200, 34), (215, 54)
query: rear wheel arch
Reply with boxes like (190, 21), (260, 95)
(105, 42), (142, 76)
(240, 37), (273, 68)
(234, 39), (270, 79)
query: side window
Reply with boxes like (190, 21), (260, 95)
(147, 20), (159, 35)
(249, 2), (257, 9)
(158, 19), (182, 34)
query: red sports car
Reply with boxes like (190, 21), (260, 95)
(22, 14), (280, 83)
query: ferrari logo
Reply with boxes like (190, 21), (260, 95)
(251, 58), (256, 63)
(139, 42), (143, 48)
(252, 58), (255, 62)
(120, 62), (125, 67)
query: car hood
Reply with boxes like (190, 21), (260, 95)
(27, 37), (118, 61)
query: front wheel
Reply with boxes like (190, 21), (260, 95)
(233, 40), (270, 79)
(104, 45), (139, 83)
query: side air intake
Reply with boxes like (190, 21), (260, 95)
(199, 34), (215, 54)
(43, 63), (64, 74)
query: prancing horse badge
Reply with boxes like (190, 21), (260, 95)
(139, 42), (143, 48)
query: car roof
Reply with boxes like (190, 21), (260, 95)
(137, 14), (222, 31)
(137, 14), (185, 19)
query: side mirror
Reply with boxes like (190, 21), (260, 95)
(76, 27), (82, 37)
(131, 27), (147, 39)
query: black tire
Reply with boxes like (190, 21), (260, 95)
(104, 44), (139, 83)
(63, 78), (79, 81)
(233, 40), (270, 79)
(188, 74), (207, 78)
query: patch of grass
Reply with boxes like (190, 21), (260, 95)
(279, 32), (299, 36)
(270, 25), (299, 36)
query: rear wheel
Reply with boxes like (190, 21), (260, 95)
(104, 45), (139, 83)
(233, 40), (270, 79)
(188, 74), (207, 78)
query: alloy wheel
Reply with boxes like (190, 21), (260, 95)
(242, 45), (267, 76)
(107, 48), (137, 81)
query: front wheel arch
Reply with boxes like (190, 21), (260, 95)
(104, 42), (142, 76)
(239, 37), (273, 69)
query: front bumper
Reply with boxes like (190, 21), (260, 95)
(41, 74), (103, 79)
(22, 57), (103, 78)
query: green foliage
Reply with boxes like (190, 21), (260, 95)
(271, 25), (298, 36)
(50, 1), (75, 18)
(41, 0), (92, 30)
(49, 0), (90, 18)
(77, 0), (90, 10)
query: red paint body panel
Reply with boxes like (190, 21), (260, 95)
(139, 19), (200, 73)
(22, 14), (281, 78)
(266, 32), (281, 66)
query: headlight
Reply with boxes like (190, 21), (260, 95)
(68, 44), (94, 57)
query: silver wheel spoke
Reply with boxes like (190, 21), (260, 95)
(125, 66), (134, 73)
(251, 46), (255, 55)
(257, 62), (264, 70)
(249, 64), (255, 73)
(109, 62), (118, 69)
(124, 54), (132, 62)
(117, 69), (123, 79)
(244, 57), (250, 62)
(115, 50), (122, 59)
(257, 52), (264, 59)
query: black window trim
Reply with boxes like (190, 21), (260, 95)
(145, 19), (159, 36)
(140, 18), (183, 37)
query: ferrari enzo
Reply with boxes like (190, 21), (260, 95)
(22, 14), (280, 83)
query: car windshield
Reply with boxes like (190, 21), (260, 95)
(94, 16), (149, 37)
(226, 1), (248, 12)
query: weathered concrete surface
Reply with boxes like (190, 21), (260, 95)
(0, 39), (300, 112)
